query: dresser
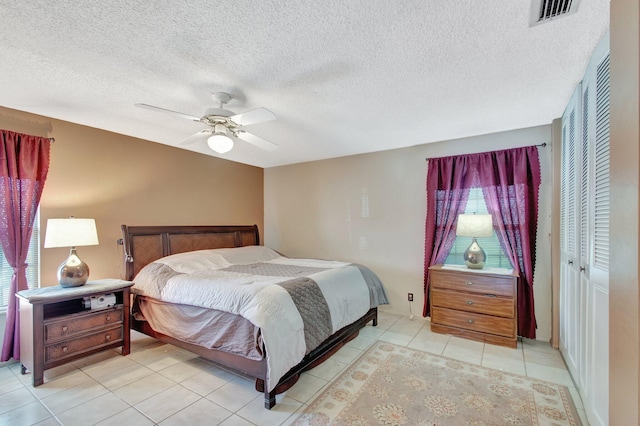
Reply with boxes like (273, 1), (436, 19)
(17, 279), (134, 386)
(429, 265), (518, 348)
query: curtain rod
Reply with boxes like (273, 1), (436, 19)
(425, 142), (547, 162)
(49, 137), (55, 142)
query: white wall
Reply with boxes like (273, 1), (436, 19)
(265, 124), (554, 341)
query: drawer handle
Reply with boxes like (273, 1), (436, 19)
(465, 281), (473, 286)
(466, 319), (474, 324)
(62, 326), (68, 333)
(106, 316), (111, 322)
(105, 334), (111, 341)
(466, 301), (474, 305)
(62, 346), (68, 353)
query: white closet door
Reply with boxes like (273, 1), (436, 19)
(585, 48), (610, 426)
(559, 32), (609, 426)
(578, 80), (590, 392)
(560, 85), (582, 381)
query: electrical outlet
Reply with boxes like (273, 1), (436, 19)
(408, 293), (414, 302)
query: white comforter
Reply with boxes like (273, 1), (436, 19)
(132, 246), (379, 392)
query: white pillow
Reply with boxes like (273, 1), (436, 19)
(216, 245), (282, 264)
(154, 249), (229, 273)
(154, 245), (281, 273)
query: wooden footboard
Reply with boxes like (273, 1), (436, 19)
(132, 307), (378, 408)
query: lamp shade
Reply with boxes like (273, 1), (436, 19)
(456, 214), (493, 237)
(44, 218), (99, 248)
(207, 134), (234, 153)
(207, 124), (234, 154)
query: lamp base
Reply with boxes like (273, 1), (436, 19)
(57, 248), (90, 287)
(463, 238), (487, 269)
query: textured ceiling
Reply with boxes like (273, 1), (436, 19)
(0, 1), (609, 168)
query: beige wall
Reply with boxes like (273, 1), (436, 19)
(609, 0), (639, 423)
(0, 106), (264, 286)
(264, 125), (554, 341)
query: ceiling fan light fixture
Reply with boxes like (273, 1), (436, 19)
(207, 124), (234, 153)
(135, 94), (277, 152)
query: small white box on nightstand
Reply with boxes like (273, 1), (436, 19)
(82, 293), (116, 310)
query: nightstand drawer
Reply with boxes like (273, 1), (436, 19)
(45, 307), (123, 342)
(45, 326), (123, 363)
(431, 288), (515, 318)
(431, 270), (515, 297)
(431, 307), (515, 338)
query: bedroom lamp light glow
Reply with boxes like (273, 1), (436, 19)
(207, 124), (234, 154)
(456, 213), (493, 269)
(44, 218), (99, 287)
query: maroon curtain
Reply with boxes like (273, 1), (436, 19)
(423, 146), (541, 339)
(422, 156), (472, 316)
(0, 130), (51, 362)
(479, 146), (541, 339)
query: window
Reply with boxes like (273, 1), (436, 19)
(445, 188), (512, 269)
(0, 213), (40, 309)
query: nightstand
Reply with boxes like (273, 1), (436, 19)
(17, 279), (134, 386)
(429, 264), (518, 348)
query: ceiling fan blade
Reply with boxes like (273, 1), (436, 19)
(179, 129), (211, 146)
(229, 108), (276, 126)
(135, 103), (202, 122)
(236, 131), (278, 151)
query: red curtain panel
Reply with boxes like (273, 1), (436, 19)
(0, 130), (51, 362)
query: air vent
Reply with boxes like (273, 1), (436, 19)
(530, 0), (580, 26)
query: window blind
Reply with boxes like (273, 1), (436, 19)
(0, 214), (40, 308)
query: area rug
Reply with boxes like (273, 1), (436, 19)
(294, 341), (582, 425)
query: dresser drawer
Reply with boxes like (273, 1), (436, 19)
(431, 307), (515, 338)
(45, 326), (123, 363)
(431, 288), (515, 318)
(431, 270), (515, 297)
(45, 307), (123, 342)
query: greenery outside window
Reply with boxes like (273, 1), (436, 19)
(445, 188), (513, 269)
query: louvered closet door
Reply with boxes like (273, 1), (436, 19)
(559, 85), (582, 382)
(578, 79), (590, 392)
(559, 33), (609, 426)
(584, 48), (610, 426)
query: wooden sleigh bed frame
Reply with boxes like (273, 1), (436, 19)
(121, 224), (378, 409)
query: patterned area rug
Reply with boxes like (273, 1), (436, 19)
(294, 341), (581, 425)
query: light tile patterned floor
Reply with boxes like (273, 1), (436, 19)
(0, 310), (587, 425)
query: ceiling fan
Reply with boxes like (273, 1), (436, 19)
(135, 92), (278, 154)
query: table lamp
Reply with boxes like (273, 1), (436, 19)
(456, 213), (493, 269)
(44, 218), (99, 287)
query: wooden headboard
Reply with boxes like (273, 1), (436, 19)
(120, 224), (260, 280)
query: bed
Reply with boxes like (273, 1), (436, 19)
(120, 224), (388, 409)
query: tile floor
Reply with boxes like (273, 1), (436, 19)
(0, 310), (587, 425)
